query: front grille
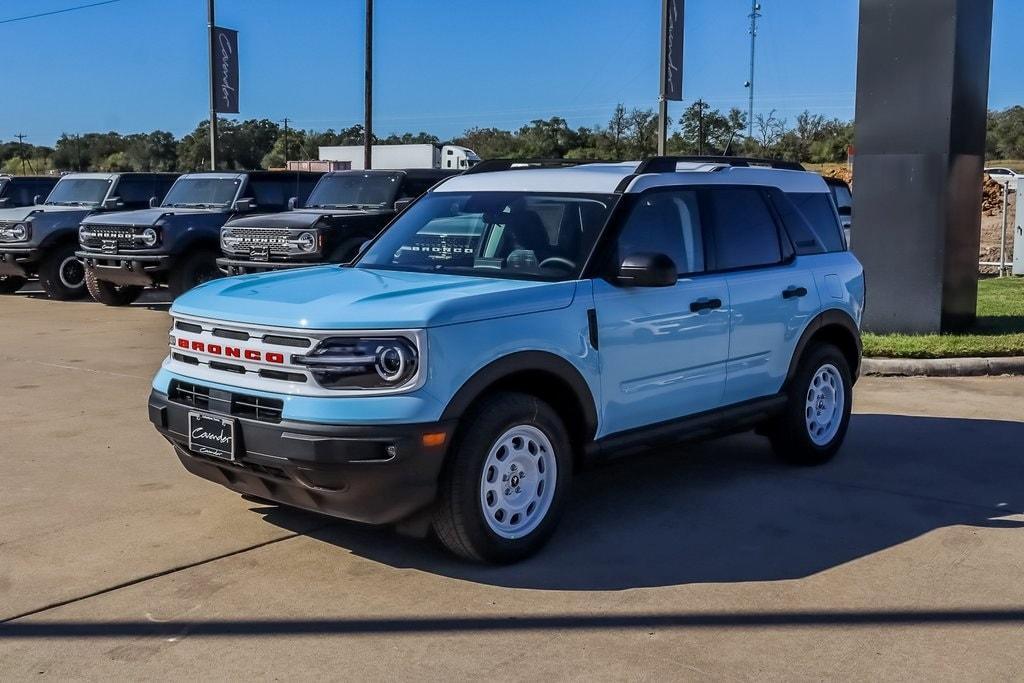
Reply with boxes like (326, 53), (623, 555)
(169, 380), (284, 423)
(230, 227), (291, 252)
(81, 225), (138, 249)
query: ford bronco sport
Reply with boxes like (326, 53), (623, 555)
(0, 172), (177, 298)
(218, 169), (455, 275)
(149, 157), (864, 564)
(78, 171), (321, 305)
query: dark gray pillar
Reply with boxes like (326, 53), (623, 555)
(853, 0), (993, 333)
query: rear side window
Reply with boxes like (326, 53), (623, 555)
(783, 192), (845, 253)
(704, 188), (782, 270)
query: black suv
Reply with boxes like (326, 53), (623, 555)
(0, 175), (60, 209)
(0, 172), (178, 298)
(217, 169), (454, 275)
(78, 171), (322, 305)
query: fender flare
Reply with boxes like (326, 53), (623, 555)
(785, 308), (863, 384)
(439, 351), (599, 439)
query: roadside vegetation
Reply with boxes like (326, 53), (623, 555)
(863, 277), (1024, 358)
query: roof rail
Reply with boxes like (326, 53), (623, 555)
(634, 156), (806, 174)
(462, 158), (603, 175)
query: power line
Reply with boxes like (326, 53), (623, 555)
(0, 0), (125, 26)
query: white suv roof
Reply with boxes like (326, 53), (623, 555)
(437, 161), (830, 195)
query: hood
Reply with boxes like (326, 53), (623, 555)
(226, 208), (388, 230)
(172, 266), (578, 330)
(0, 204), (90, 223)
(83, 207), (227, 227)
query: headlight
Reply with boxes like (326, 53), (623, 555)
(221, 228), (243, 252)
(141, 228), (158, 247)
(295, 231), (316, 253)
(0, 223), (28, 242)
(293, 336), (419, 390)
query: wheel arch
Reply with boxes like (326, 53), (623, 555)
(786, 308), (863, 385)
(439, 351), (600, 457)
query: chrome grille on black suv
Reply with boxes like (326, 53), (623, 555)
(228, 227), (291, 252)
(80, 225), (138, 249)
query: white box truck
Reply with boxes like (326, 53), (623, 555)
(318, 143), (480, 171)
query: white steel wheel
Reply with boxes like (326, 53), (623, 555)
(478, 425), (557, 539)
(805, 363), (845, 446)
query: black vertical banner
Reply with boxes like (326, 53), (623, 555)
(212, 26), (239, 114)
(661, 0), (684, 101)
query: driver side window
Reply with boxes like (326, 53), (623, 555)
(615, 189), (705, 275)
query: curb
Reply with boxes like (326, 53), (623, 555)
(862, 356), (1024, 377)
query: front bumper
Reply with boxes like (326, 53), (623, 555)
(148, 388), (454, 525)
(78, 251), (170, 287)
(217, 257), (320, 275)
(0, 247), (40, 277)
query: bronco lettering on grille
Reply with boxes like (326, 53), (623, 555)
(174, 337), (285, 364)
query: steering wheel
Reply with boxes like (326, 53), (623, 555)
(538, 256), (576, 271)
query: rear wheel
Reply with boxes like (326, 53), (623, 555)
(169, 249), (221, 298)
(39, 243), (86, 300)
(433, 392), (572, 564)
(769, 343), (853, 465)
(85, 266), (142, 306)
(0, 275), (26, 294)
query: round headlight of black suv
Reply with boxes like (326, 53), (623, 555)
(1, 222), (28, 242)
(293, 337), (419, 390)
(141, 228), (158, 247)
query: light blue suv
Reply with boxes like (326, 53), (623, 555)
(149, 157), (864, 563)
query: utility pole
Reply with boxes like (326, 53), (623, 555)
(363, 0), (373, 169)
(745, 0), (761, 140)
(696, 99), (705, 155)
(15, 133), (27, 174)
(657, 0), (669, 156)
(207, 0), (218, 170)
(281, 117), (290, 167)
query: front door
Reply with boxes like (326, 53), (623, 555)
(593, 188), (730, 437)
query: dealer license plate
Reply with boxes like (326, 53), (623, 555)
(188, 411), (235, 460)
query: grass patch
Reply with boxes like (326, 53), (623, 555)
(863, 277), (1024, 358)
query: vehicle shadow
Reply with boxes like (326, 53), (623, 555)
(254, 413), (1024, 591)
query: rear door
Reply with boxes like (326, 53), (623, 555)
(703, 187), (820, 405)
(592, 187), (731, 436)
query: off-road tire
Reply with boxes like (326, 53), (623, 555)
(433, 392), (573, 564)
(0, 275), (27, 294)
(39, 243), (86, 300)
(85, 267), (142, 306)
(769, 343), (853, 465)
(169, 248), (221, 298)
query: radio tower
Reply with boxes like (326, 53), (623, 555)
(744, 1), (762, 140)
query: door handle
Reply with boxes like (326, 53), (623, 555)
(782, 286), (808, 299)
(690, 297), (722, 313)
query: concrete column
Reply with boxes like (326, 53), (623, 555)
(853, 0), (993, 333)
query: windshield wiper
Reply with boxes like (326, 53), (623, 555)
(315, 203), (374, 210)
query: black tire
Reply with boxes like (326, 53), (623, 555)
(85, 266), (142, 306)
(0, 275), (26, 294)
(39, 242), (86, 300)
(769, 343), (853, 465)
(169, 249), (222, 298)
(433, 392), (573, 564)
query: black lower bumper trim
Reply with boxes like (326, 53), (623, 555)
(0, 250), (37, 277)
(149, 388), (454, 525)
(216, 257), (320, 275)
(79, 252), (170, 287)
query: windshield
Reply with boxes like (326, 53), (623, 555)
(305, 173), (402, 209)
(162, 177), (241, 208)
(356, 191), (617, 281)
(44, 178), (112, 206)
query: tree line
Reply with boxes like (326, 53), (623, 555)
(5, 104), (1024, 175)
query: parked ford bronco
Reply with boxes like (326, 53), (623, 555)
(0, 172), (177, 298)
(218, 169), (456, 275)
(0, 175), (60, 209)
(149, 157), (864, 563)
(78, 171), (321, 305)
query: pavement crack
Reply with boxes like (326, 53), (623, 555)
(0, 523), (337, 624)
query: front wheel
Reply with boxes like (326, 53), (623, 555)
(85, 267), (142, 306)
(0, 275), (26, 294)
(769, 343), (853, 465)
(169, 249), (221, 298)
(39, 243), (86, 300)
(433, 392), (573, 563)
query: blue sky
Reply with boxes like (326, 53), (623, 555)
(3, 0), (1024, 145)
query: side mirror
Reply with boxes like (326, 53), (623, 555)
(149, 196), (160, 208)
(232, 197), (256, 212)
(33, 194), (44, 205)
(287, 196), (299, 210)
(393, 197), (414, 213)
(101, 197), (123, 210)
(614, 253), (678, 287)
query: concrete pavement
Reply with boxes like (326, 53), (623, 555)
(1, 290), (1023, 679)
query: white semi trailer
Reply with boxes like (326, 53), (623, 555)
(318, 143), (481, 171)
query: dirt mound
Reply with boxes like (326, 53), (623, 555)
(823, 166), (853, 188)
(982, 175), (1007, 215)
